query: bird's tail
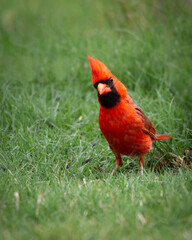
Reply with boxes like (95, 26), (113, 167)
(153, 134), (172, 141)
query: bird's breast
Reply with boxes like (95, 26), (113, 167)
(98, 101), (152, 155)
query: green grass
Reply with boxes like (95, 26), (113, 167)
(0, 0), (192, 239)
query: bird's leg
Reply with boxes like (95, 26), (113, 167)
(110, 146), (122, 175)
(139, 154), (145, 175)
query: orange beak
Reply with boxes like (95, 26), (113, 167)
(97, 83), (111, 95)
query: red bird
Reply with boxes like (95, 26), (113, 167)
(88, 55), (172, 175)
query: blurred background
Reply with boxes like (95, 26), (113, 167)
(1, 0), (192, 104)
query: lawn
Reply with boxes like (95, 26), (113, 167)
(0, 0), (192, 239)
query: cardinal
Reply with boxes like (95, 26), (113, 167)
(88, 55), (172, 175)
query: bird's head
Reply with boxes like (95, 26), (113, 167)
(87, 55), (128, 108)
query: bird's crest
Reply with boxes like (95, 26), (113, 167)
(87, 55), (112, 85)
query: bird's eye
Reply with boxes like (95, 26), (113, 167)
(108, 77), (113, 83)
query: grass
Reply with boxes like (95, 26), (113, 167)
(0, 0), (192, 239)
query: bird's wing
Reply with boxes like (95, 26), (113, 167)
(134, 105), (156, 139)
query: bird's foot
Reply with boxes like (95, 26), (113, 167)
(111, 165), (119, 176)
(140, 166), (143, 175)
